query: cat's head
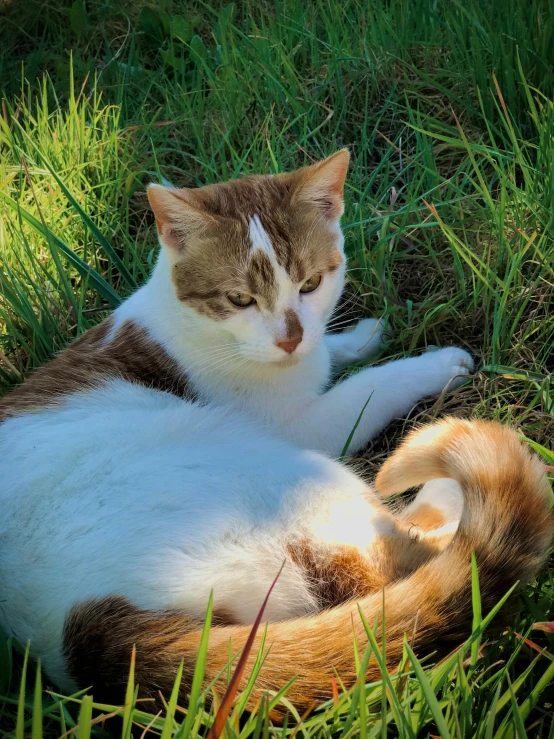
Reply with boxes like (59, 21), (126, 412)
(147, 150), (349, 365)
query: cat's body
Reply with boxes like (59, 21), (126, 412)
(0, 151), (551, 713)
(0, 379), (452, 691)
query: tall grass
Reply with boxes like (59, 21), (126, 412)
(1, 0), (553, 735)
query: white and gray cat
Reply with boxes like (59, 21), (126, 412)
(0, 150), (550, 714)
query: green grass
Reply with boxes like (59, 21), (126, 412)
(1, 0), (553, 735)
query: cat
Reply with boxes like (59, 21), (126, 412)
(1, 150), (475, 454)
(0, 150), (551, 716)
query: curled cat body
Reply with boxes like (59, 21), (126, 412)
(0, 150), (551, 713)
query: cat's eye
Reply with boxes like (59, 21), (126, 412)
(300, 274), (322, 294)
(228, 291), (256, 308)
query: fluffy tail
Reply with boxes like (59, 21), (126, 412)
(64, 419), (553, 713)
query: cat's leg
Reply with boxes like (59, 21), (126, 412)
(311, 480), (465, 603)
(289, 347), (473, 456)
(324, 318), (385, 372)
(289, 504), (446, 607)
(396, 478), (463, 550)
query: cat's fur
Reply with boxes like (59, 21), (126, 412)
(0, 150), (551, 715)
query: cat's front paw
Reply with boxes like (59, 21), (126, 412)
(344, 318), (386, 361)
(424, 346), (474, 391)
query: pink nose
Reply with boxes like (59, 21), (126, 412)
(276, 335), (302, 354)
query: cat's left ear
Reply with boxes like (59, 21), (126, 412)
(292, 149), (350, 220)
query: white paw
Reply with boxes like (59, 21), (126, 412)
(346, 318), (386, 360)
(412, 479), (464, 523)
(424, 346), (474, 391)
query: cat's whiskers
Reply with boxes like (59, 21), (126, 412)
(182, 344), (242, 362)
(335, 288), (363, 311)
(230, 355), (261, 384)
(326, 291), (363, 324)
(326, 306), (365, 329)
(328, 293), (358, 318)
(180, 341), (244, 364)
(189, 345), (245, 369)
(326, 319), (360, 332)
(325, 314), (356, 333)
(186, 348), (249, 383)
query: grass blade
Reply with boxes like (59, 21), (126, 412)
(32, 661), (42, 739)
(76, 695), (93, 739)
(207, 563), (284, 739)
(180, 592), (214, 739)
(15, 643), (30, 739)
(470, 553), (482, 669)
(121, 644), (136, 739)
(340, 392), (373, 460)
(405, 644), (450, 739)
(160, 660), (184, 739)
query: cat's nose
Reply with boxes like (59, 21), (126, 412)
(276, 335), (303, 354)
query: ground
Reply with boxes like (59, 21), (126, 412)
(0, 0), (553, 736)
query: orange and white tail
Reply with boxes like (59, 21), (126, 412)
(64, 419), (553, 714)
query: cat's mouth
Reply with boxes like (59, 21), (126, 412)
(240, 350), (303, 367)
(276, 353), (301, 367)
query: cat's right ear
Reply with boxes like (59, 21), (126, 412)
(291, 149), (350, 221)
(147, 185), (211, 254)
